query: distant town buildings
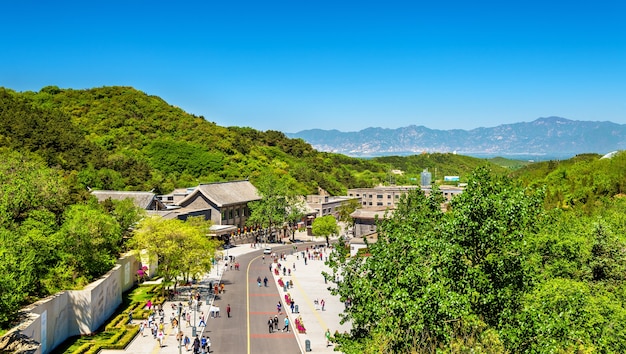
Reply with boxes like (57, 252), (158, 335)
(347, 185), (464, 210)
(347, 184), (465, 240)
(306, 189), (359, 218)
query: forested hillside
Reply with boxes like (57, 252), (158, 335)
(4, 86), (391, 195)
(511, 152), (626, 210)
(372, 153), (510, 184)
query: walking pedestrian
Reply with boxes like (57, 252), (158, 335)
(283, 316), (290, 332)
(263, 276), (268, 287)
(184, 335), (190, 351)
(277, 301), (282, 314)
(325, 328), (331, 346)
(268, 317), (274, 333)
(201, 336), (207, 353)
(257, 276), (262, 287)
(206, 336), (212, 353)
(193, 335), (200, 354)
(227, 304), (231, 318)
(273, 315), (279, 331)
(156, 329), (164, 347)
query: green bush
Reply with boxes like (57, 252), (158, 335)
(103, 325), (140, 350)
(104, 314), (126, 331)
(70, 343), (93, 354)
(57, 285), (160, 353)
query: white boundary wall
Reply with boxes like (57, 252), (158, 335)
(2, 253), (146, 354)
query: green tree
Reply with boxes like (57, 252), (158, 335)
(327, 188), (445, 353)
(326, 167), (544, 353)
(285, 196), (307, 241)
(0, 228), (36, 327)
(130, 217), (219, 293)
(311, 215), (339, 246)
(337, 198), (361, 236)
(99, 197), (145, 246)
(56, 203), (123, 283)
(247, 171), (299, 242)
(0, 149), (69, 226)
(443, 166), (545, 328)
(504, 278), (626, 353)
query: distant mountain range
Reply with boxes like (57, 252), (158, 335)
(286, 117), (626, 159)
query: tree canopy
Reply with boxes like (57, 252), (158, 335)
(326, 160), (626, 352)
(129, 216), (219, 289)
(311, 215), (339, 246)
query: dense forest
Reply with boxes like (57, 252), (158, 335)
(2, 85), (626, 352)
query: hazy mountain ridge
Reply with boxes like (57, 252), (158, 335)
(287, 117), (626, 158)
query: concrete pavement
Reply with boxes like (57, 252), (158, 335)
(270, 242), (351, 353)
(100, 233), (350, 354)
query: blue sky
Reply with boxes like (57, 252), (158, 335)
(2, 1), (625, 133)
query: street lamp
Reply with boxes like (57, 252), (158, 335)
(192, 298), (197, 337)
(178, 307), (182, 354)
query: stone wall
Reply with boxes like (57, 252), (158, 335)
(2, 253), (145, 354)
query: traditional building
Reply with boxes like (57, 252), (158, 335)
(153, 180), (261, 243)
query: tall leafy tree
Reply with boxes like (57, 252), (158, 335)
(0, 149), (69, 226)
(0, 228), (36, 327)
(311, 215), (339, 246)
(247, 171), (300, 242)
(337, 198), (361, 235)
(285, 196), (307, 241)
(327, 167), (544, 353)
(56, 203), (123, 283)
(130, 216), (218, 292)
(443, 166), (545, 328)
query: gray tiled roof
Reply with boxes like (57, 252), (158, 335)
(91, 190), (157, 209)
(183, 180), (261, 207)
(350, 208), (394, 220)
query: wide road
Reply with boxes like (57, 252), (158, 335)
(205, 245), (301, 354)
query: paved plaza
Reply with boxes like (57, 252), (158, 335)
(100, 233), (350, 354)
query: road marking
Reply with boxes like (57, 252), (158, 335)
(251, 333), (294, 338)
(246, 255), (261, 354)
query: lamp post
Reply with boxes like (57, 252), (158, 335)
(192, 298), (197, 337)
(178, 307), (182, 354)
